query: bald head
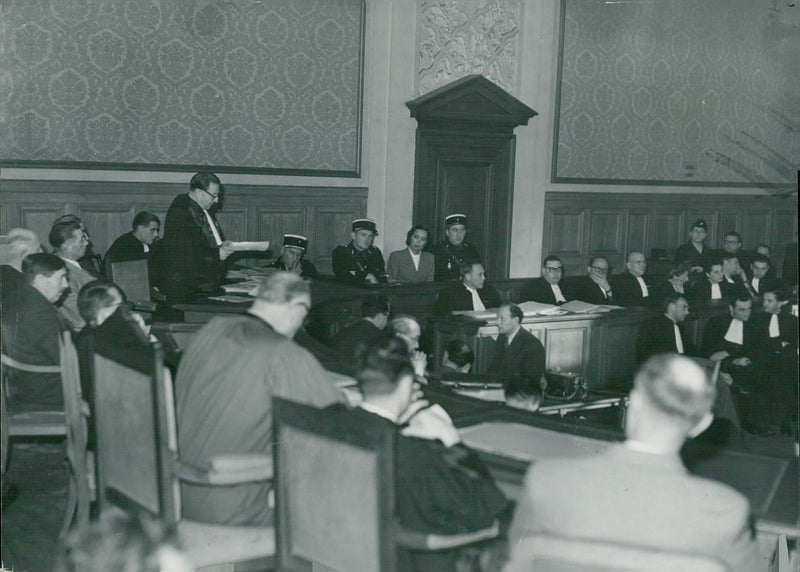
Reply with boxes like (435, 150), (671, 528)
(626, 252), (646, 277)
(250, 271), (311, 338)
(0, 228), (42, 270)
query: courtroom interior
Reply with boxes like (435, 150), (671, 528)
(1, 0), (799, 571)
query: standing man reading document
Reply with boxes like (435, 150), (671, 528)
(153, 172), (235, 303)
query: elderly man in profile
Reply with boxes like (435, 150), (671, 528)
(50, 219), (98, 329)
(434, 261), (501, 315)
(175, 272), (343, 526)
(507, 354), (766, 572)
(611, 251), (650, 307)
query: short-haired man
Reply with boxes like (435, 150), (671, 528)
(326, 335), (507, 571)
(153, 172), (234, 303)
(636, 295), (693, 363)
(488, 304), (545, 393)
(1, 253), (69, 411)
(268, 234), (318, 279)
(521, 255), (571, 305)
(568, 256), (613, 305)
(674, 218), (713, 272)
(434, 261), (501, 315)
(611, 252), (651, 307)
(720, 252), (753, 298)
(752, 287), (798, 435)
(176, 272), (343, 525)
(332, 293), (390, 364)
(701, 295), (769, 436)
(432, 214), (481, 281)
(50, 220), (98, 330)
(103, 211), (161, 275)
(747, 253), (778, 296)
(0, 228), (42, 294)
(331, 219), (387, 284)
(507, 354), (766, 572)
(51, 214), (102, 276)
(720, 231), (753, 270)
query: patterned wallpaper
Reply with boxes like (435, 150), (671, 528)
(416, 0), (521, 95)
(555, 0), (799, 188)
(0, 0), (364, 175)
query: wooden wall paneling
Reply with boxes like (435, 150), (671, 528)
(772, 209), (798, 255)
(1, 202), (20, 234)
(650, 208), (685, 257)
(313, 207), (363, 274)
(719, 210), (742, 238)
(544, 208), (585, 275)
(255, 208), (306, 255)
(76, 205), (138, 256)
(589, 210), (624, 254)
(19, 205), (68, 250)
(625, 208), (649, 264)
(742, 209), (772, 249)
(543, 325), (588, 376)
(214, 207), (248, 243)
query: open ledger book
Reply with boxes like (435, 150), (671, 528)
(451, 300), (622, 320)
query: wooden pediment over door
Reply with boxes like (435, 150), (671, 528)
(407, 75), (537, 279)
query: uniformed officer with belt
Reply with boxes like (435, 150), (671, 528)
(269, 234), (318, 278)
(432, 213), (480, 281)
(332, 218), (387, 285)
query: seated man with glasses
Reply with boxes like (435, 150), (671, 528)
(568, 256), (614, 305)
(152, 172), (235, 303)
(521, 255), (572, 305)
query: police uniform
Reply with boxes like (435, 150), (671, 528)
(332, 219), (387, 284)
(268, 234), (318, 278)
(432, 214), (481, 281)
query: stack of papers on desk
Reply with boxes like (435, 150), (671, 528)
(452, 308), (498, 320)
(221, 280), (260, 296)
(518, 301), (566, 316)
(208, 294), (254, 303)
(230, 241), (270, 252)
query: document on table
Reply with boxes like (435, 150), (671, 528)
(230, 241), (270, 252)
(221, 280), (261, 295)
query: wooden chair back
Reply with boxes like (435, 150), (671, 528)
(90, 333), (177, 523)
(505, 533), (730, 572)
(273, 398), (398, 572)
(109, 259), (156, 311)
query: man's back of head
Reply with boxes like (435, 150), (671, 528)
(355, 335), (413, 404)
(626, 354), (715, 449)
(361, 293), (390, 325)
(250, 271), (311, 338)
(0, 228), (41, 269)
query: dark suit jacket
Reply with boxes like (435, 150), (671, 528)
(434, 282), (502, 315)
(326, 403), (507, 570)
(611, 272), (651, 307)
(567, 276), (611, 305)
(688, 278), (739, 302)
(152, 194), (226, 303)
(781, 242), (797, 286)
(332, 319), (385, 365)
(701, 314), (756, 364)
(636, 314), (695, 363)
(103, 232), (148, 276)
(747, 274), (779, 297)
(488, 328), (545, 384)
(749, 312), (799, 360)
(386, 249), (435, 283)
(1, 265), (24, 296)
(1, 283), (67, 410)
(674, 241), (714, 269)
(520, 277), (569, 305)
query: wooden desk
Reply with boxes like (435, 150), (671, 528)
(433, 302), (732, 390)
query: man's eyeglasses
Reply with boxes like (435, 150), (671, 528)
(590, 265), (609, 273)
(544, 266), (563, 272)
(200, 188), (220, 200)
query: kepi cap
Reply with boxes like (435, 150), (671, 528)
(283, 234), (308, 251)
(691, 218), (707, 230)
(352, 218), (378, 235)
(445, 214), (467, 228)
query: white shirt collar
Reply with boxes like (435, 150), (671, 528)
(408, 248), (421, 270)
(624, 439), (673, 456)
(550, 283), (567, 303)
(724, 319), (744, 344)
(769, 314), (780, 337)
(59, 256), (81, 269)
(358, 401), (398, 424)
(506, 327), (520, 345)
